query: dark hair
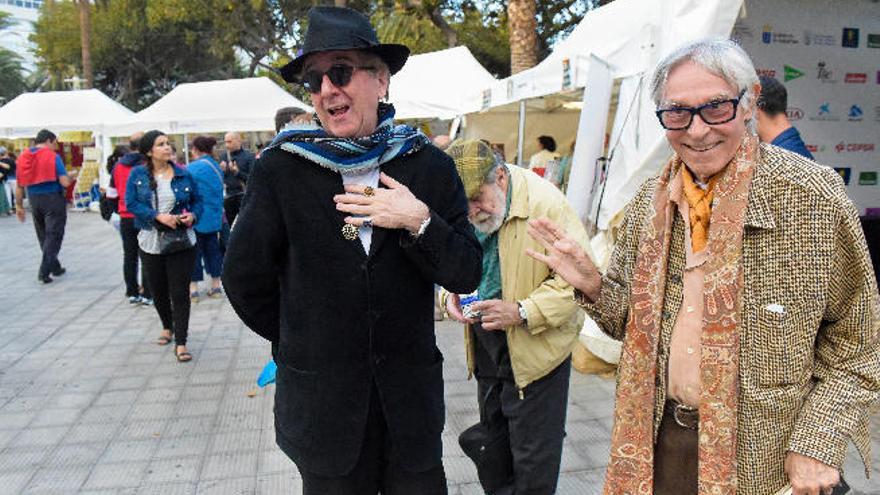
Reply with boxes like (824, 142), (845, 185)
(140, 130), (167, 189)
(35, 129), (57, 144)
(757, 75), (787, 116)
(129, 136), (141, 152)
(106, 144), (130, 175)
(275, 106), (307, 132)
(192, 136), (217, 154)
(537, 135), (556, 152)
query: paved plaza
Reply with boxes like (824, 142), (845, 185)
(0, 211), (877, 494)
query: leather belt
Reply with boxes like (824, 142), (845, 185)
(665, 399), (699, 430)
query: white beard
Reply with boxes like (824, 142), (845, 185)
(471, 184), (506, 235)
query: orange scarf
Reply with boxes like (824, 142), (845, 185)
(680, 166), (719, 252)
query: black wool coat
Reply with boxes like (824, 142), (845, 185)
(222, 143), (482, 477)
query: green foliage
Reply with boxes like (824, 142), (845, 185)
(0, 11), (28, 104)
(32, 0), (242, 110)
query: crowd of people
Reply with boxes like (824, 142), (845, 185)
(3, 6), (878, 495)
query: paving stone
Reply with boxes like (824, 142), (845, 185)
(155, 435), (210, 459)
(196, 477), (257, 495)
(201, 451), (259, 480)
(101, 438), (160, 463)
(211, 430), (262, 454)
(257, 448), (294, 475)
(116, 420), (166, 441)
(83, 461), (149, 489)
(29, 407), (83, 427)
(134, 482), (196, 495)
(63, 422), (121, 445)
(10, 425), (70, 448)
(21, 464), (90, 493)
(0, 447), (47, 472)
(43, 442), (108, 467)
(128, 401), (177, 422)
(143, 456), (202, 485)
(0, 470), (37, 495)
(255, 473), (302, 495)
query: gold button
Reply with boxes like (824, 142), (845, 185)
(686, 306), (695, 313)
(686, 347), (695, 355)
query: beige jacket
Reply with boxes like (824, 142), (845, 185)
(579, 144), (880, 493)
(447, 165), (592, 390)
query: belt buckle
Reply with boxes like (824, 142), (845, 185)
(673, 402), (698, 430)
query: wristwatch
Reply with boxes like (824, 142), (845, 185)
(517, 301), (528, 326)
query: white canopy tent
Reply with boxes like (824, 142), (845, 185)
(108, 77), (312, 136)
(461, 0), (744, 230)
(0, 89), (134, 139)
(389, 46), (496, 120)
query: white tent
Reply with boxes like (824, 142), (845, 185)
(461, 0), (744, 228)
(0, 89), (135, 139)
(389, 46), (496, 120)
(108, 77), (312, 136)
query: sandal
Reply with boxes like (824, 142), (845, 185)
(156, 332), (172, 346)
(207, 288), (223, 298)
(175, 347), (192, 362)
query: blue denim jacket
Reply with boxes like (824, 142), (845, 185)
(125, 164), (203, 230)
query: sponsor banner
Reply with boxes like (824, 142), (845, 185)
(844, 73), (867, 84)
(786, 107), (804, 121)
(763, 24), (799, 44)
(803, 30), (836, 46)
(834, 142), (875, 153)
(859, 171), (878, 186)
(842, 27), (859, 48)
(816, 61), (836, 83)
(809, 102), (839, 121)
(848, 105), (864, 121)
(834, 167), (852, 185)
(784, 64), (805, 81)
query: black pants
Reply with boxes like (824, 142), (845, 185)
(30, 192), (67, 278)
(140, 247), (196, 345)
(120, 217), (151, 298)
(224, 194), (243, 226)
(473, 326), (571, 495)
(298, 383), (448, 495)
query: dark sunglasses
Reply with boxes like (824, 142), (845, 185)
(300, 64), (375, 94)
(655, 90), (746, 130)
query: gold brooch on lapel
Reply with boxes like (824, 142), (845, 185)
(342, 223), (358, 241)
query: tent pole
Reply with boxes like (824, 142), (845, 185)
(183, 133), (189, 165)
(516, 100), (526, 166)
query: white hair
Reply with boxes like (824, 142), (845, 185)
(651, 38), (759, 117)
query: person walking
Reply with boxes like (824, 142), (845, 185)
(15, 129), (77, 283)
(219, 131), (255, 225)
(443, 139), (591, 495)
(126, 130), (202, 362)
(186, 136), (225, 301)
(223, 7), (481, 494)
(0, 146), (11, 216)
(0, 146), (16, 214)
(108, 133), (153, 305)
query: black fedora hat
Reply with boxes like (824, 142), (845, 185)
(280, 7), (410, 83)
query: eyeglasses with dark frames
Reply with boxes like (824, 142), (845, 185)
(655, 90), (746, 131)
(300, 64), (375, 94)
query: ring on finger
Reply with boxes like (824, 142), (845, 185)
(362, 217), (373, 228)
(363, 186), (375, 197)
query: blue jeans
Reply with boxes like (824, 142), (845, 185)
(191, 231), (223, 281)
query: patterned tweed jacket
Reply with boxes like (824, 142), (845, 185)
(580, 144), (880, 494)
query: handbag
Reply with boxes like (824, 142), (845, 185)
(153, 188), (193, 255)
(99, 193), (118, 221)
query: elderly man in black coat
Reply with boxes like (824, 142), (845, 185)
(222, 7), (481, 495)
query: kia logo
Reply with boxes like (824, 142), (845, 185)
(786, 108), (804, 120)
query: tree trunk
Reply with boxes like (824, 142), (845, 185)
(78, 0), (93, 89)
(430, 6), (457, 48)
(508, 0), (537, 74)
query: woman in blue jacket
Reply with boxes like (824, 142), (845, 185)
(126, 130), (203, 362)
(186, 136), (225, 301)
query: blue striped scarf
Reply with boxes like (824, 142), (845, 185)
(269, 103), (428, 175)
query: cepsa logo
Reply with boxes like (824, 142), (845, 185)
(756, 68), (776, 78)
(786, 107), (804, 120)
(835, 142), (875, 153)
(845, 73), (867, 83)
(806, 144), (825, 154)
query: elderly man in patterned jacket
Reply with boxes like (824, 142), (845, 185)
(527, 38), (879, 495)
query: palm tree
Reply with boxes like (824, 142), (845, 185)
(77, 0), (93, 88)
(0, 12), (27, 104)
(508, 0), (537, 74)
